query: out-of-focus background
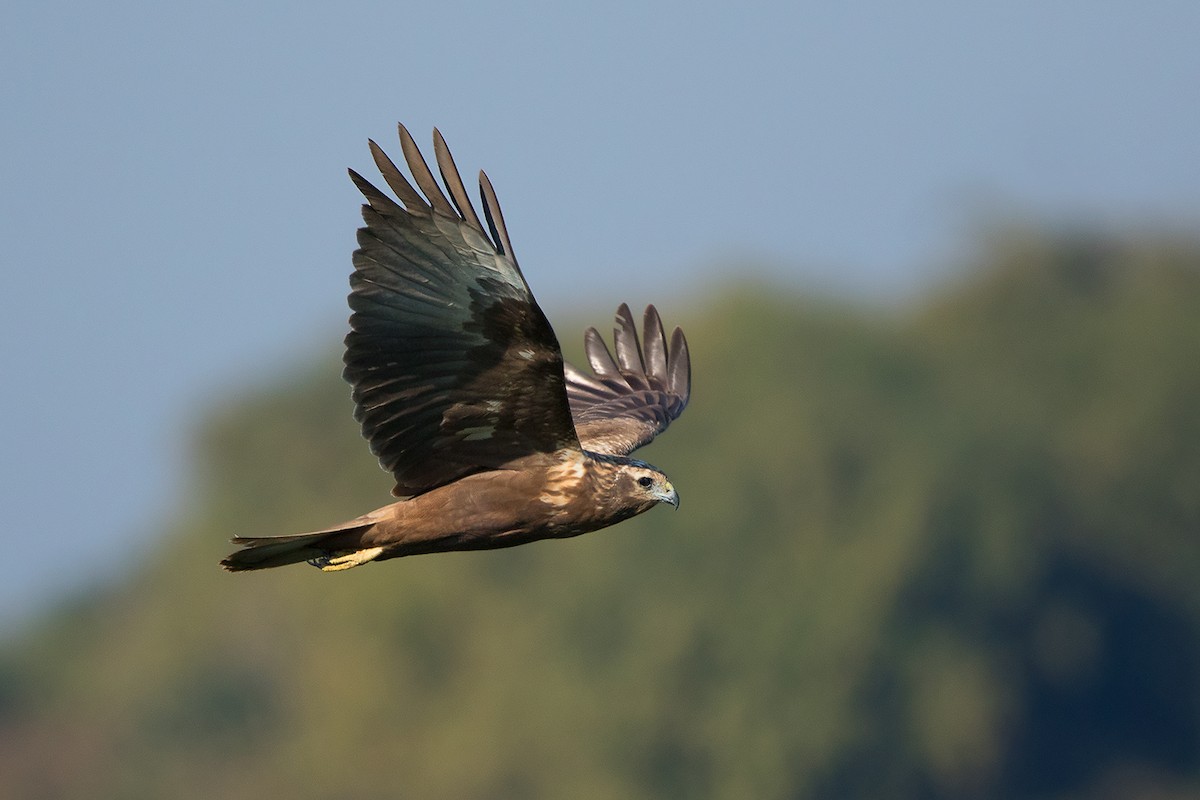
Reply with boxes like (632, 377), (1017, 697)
(3, 2), (1199, 797)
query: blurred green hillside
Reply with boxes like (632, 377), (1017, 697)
(2, 231), (1198, 799)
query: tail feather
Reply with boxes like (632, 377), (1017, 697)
(220, 522), (375, 572)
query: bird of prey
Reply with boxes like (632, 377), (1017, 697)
(221, 125), (690, 572)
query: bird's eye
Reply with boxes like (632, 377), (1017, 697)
(637, 476), (653, 488)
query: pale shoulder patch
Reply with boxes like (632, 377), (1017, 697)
(540, 451), (589, 507)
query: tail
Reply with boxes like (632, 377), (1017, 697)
(220, 520), (380, 572)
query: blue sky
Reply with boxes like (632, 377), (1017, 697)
(2, 0), (1198, 629)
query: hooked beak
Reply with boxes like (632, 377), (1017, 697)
(654, 483), (679, 510)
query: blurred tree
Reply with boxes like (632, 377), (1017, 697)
(0, 229), (1197, 799)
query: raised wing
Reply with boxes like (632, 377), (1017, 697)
(564, 304), (691, 456)
(345, 124), (581, 497)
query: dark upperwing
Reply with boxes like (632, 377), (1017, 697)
(345, 125), (581, 497)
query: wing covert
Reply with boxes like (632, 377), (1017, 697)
(564, 304), (691, 456)
(345, 125), (581, 496)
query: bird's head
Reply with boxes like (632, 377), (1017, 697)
(617, 459), (679, 511)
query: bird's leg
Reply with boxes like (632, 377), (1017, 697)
(307, 546), (385, 572)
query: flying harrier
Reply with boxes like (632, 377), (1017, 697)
(221, 125), (690, 572)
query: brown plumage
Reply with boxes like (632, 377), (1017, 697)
(221, 125), (690, 573)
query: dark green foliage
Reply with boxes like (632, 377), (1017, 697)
(1, 230), (1198, 798)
